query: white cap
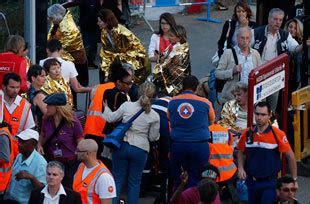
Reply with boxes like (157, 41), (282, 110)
(16, 129), (39, 141)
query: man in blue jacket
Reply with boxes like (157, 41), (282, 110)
(168, 75), (215, 189)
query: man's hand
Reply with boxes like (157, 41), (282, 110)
(234, 64), (242, 73)
(238, 167), (247, 180)
(15, 170), (33, 181)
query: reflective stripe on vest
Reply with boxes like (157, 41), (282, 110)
(84, 82), (116, 137)
(0, 127), (14, 193)
(73, 162), (111, 204)
(209, 124), (237, 182)
(87, 168), (107, 204)
(218, 163), (237, 172)
(3, 98), (31, 136)
(210, 154), (233, 160)
(17, 101), (31, 133)
(3, 99), (30, 159)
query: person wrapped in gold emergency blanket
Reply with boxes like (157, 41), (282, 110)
(41, 58), (73, 106)
(153, 25), (191, 96)
(97, 9), (150, 84)
(47, 4), (88, 86)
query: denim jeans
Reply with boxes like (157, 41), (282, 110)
(112, 142), (148, 204)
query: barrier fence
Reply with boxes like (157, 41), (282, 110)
(129, 0), (221, 31)
(292, 86), (310, 162)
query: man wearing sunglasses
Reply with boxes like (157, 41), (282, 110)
(276, 175), (298, 204)
(237, 101), (297, 204)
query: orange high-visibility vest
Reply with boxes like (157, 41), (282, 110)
(0, 127), (14, 194)
(4, 98), (31, 158)
(209, 124), (237, 183)
(73, 161), (112, 204)
(84, 82), (115, 137)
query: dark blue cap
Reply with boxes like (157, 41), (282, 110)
(43, 92), (67, 106)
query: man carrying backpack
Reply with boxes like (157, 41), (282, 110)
(215, 27), (261, 104)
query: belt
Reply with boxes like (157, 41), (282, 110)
(250, 175), (275, 181)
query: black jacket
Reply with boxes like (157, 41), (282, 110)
(217, 19), (257, 57)
(253, 25), (290, 56)
(28, 186), (82, 204)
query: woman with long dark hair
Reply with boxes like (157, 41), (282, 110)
(148, 12), (177, 70)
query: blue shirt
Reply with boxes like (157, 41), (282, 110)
(5, 150), (47, 204)
(168, 91), (215, 142)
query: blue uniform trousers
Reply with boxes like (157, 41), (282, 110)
(170, 142), (210, 188)
(246, 177), (277, 204)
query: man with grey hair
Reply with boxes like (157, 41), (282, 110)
(216, 27), (262, 104)
(29, 161), (82, 204)
(252, 8), (302, 113)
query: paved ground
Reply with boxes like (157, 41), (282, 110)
(76, 4), (310, 203)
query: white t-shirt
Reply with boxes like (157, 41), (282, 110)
(39, 57), (78, 83)
(82, 164), (116, 199)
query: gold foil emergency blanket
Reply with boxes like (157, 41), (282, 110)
(99, 24), (150, 84)
(48, 11), (85, 63)
(153, 42), (190, 96)
(218, 99), (240, 132)
(41, 75), (74, 106)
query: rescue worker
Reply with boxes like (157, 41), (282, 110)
(73, 139), (116, 204)
(84, 61), (133, 161)
(2, 73), (35, 158)
(237, 101), (297, 204)
(209, 123), (239, 203)
(0, 122), (14, 201)
(209, 124), (236, 182)
(0, 35), (28, 93)
(168, 75), (215, 188)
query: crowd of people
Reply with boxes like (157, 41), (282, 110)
(0, 0), (307, 203)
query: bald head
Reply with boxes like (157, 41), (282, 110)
(78, 139), (98, 153)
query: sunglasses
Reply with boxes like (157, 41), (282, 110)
(282, 187), (297, 193)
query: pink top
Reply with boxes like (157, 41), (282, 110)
(172, 186), (221, 204)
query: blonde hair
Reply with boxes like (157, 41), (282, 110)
(284, 18), (303, 43)
(138, 81), (156, 113)
(4, 35), (25, 54)
(55, 105), (76, 127)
